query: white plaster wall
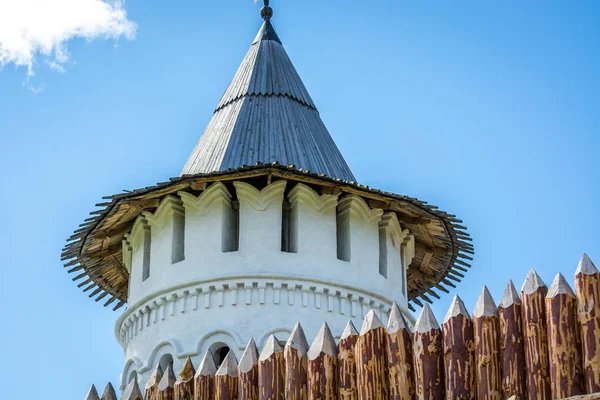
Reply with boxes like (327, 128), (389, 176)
(118, 180), (415, 391)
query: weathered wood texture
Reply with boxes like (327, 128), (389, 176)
(144, 365), (163, 400)
(259, 335), (286, 400)
(338, 321), (359, 400)
(285, 323), (309, 400)
(413, 304), (444, 400)
(355, 310), (389, 400)
(521, 270), (552, 400)
(546, 274), (585, 398)
(174, 357), (195, 400)
(473, 287), (502, 400)
(307, 323), (338, 400)
(387, 302), (415, 400)
(83, 254), (600, 400)
(576, 255), (600, 393)
(442, 296), (475, 399)
(239, 339), (260, 400)
(498, 281), (526, 400)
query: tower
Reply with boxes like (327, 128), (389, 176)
(62, 3), (472, 393)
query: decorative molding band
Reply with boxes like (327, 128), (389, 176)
(142, 195), (185, 231)
(233, 180), (287, 211)
(338, 195), (383, 226)
(178, 182), (232, 216)
(115, 275), (411, 347)
(288, 183), (338, 216)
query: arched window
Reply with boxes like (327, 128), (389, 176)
(159, 353), (174, 372)
(209, 342), (231, 367)
(128, 370), (138, 384)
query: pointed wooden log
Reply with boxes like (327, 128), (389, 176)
(355, 309), (389, 399)
(158, 364), (177, 400)
(194, 350), (217, 400)
(386, 302), (415, 400)
(338, 320), (359, 400)
(521, 269), (552, 399)
(145, 364), (164, 400)
(442, 294), (475, 399)
(473, 286), (502, 400)
(122, 378), (143, 400)
(174, 357), (195, 400)
(546, 273), (585, 398)
(85, 385), (100, 400)
(259, 334), (285, 400)
(239, 338), (260, 400)
(285, 322), (309, 399)
(498, 280), (526, 400)
(575, 254), (600, 393)
(101, 383), (118, 400)
(215, 351), (239, 400)
(413, 304), (444, 399)
(307, 322), (338, 400)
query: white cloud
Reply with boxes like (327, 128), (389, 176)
(0, 0), (136, 76)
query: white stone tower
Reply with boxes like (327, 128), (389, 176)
(62, 2), (473, 393)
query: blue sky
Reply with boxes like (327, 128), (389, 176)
(1, 0), (599, 398)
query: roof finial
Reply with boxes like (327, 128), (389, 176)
(260, 0), (273, 21)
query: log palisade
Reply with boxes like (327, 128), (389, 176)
(307, 323), (338, 400)
(239, 339), (260, 400)
(285, 323), (309, 400)
(258, 335), (285, 400)
(498, 280), (526, 400)
(473, 286), (502, 400)
(337, 320), (359, 400)
(442, 294), (475, 399)
(575, 254), (600, 393)
(84, 254), (600, 400)
(521, 269), (552, 400)
(194, 350), (217, 400)
(386, 302), (415, 400)
(413, 303), (444, 400)
(546, 273), (585, 398)
(355, 310), (389, 400)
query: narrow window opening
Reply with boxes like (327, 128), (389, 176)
(142, 226), (151, 281)
(172, 211), (185, 264)
(159, 354), (174, 372)
(281, 199), (296, 253)
(223, 200), (240, 252)
(378, 227), (388, 278)
(336, 206), (350, 261)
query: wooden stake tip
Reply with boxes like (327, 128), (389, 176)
(100, 383), (117, 400)
(177, 356), (196, 381)
(121, 378), (143, 400)
(360, 309), (384, 335)
(521, 269), (547, 295)
(340, 319), (358, 340)
(259, 334), (283, 361)
(576, 253), (599, 275)
(443, 294), (470, 324)
(308, 322), (337, 360)
(144, 364), (163, 390)
(286, 322), (309, 355)
(195, 350), (217, 377)
(499, 279), (521, 308)
(414, 303), (440, 333)
(473, 285), (498, 318)
(85, 385), (100, 400)
(547, 272), (576, 298)
(216, 350), (239, 377)
(158, 364), (177, 391)
(239, 338), (259, 373)
(387, 301), (411, 333)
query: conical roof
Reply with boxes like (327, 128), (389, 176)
(181, 12), (355, 182)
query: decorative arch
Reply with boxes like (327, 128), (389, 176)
(195, 329), (245, 356)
